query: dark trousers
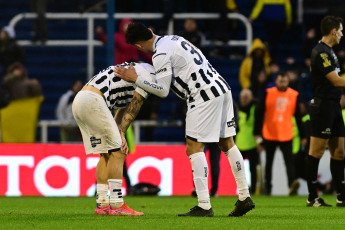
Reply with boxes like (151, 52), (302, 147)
(205, 143), (221, 195)
(241, 148), (259, 194)
(264, 21), (286, 59)
(31, 0), (48, 41)
(123, 160), (131, 190)
(264, 140), (295, 195)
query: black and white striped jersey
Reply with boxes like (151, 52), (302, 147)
(152, 35), (231, 107)
(86, 62), (155, 110)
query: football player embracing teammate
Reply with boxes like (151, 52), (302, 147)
(114, 22), (255, 217)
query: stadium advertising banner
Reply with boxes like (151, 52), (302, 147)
(0, 144), (238, 196)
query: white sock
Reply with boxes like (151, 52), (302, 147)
(108, 179), (124, 208)
(96, 184), (109, 207)
(225, 145), (250, 201)
(189, 152), (211, 210)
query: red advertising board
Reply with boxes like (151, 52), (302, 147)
(0, 144), (238, 196)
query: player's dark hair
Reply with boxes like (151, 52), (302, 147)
(320, 16), (343, 36)
(125, 22), (153, 44)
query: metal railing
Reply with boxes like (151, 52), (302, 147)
(9, 12), (252, 78)
(38, 119), (183, 144)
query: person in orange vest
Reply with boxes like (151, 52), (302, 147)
(254, 71), (305, 195)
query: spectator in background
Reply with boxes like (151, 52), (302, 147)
(251, 68), (274, 101)
(255, 72), (305, 195)
(0, 26), (25, 76)
(239, 38), (271, 91)
(0, 83), (10, 109)
(286, 69), (299, 91)
(2, 62), (41, 100)
(56, 80), (83, 142)
(249, 0), (292, 59)
(298, 28), (316, 102)
(302, 0), (328, 35)
(236, 89), (259, 194)
(267, 60), (280, 81)
(177, 19), (206, 51)
(96, 19), (152, 65)
(202, 0), (239, 58)
(302, 28), (319, 68)
(202, 0), (229, 43)
(30, 0), (48, 44)
(297, 67), (313, 103)
(226, 0), (243, 59)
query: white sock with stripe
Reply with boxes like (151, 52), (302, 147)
(225, 145), (250, 201)
(96, 184), (109, 207)
(189, 152), (211, 210)
(108, 179), (124, 208)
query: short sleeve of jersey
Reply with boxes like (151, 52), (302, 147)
(315, 51), (335, 76)
(152, 48), (173, 80)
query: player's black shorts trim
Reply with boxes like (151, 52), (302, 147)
(309, 97), (345, 138)
(108, 148), (121, 154)
(186, 135), (198, 142)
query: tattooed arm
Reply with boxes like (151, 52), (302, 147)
(114, 108), (126, 126)
(113, 108), (129, 155)
(119, 91), (146, 136)
(115, 91), (146, 154)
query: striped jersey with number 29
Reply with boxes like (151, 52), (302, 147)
(86, 62), (154, 110)
(153, 35), (231, 107)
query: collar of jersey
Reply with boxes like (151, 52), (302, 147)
(319, 40), (331, 48)
(153, 36), (163, 53)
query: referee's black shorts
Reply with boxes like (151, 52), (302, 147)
(309, 97), (345, 139)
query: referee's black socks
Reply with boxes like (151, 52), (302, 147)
(330, 158), (345, 201)
(305, 155), (320, 201)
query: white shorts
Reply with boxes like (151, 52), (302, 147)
(185, 91), (236, 143)
(72, 90), (122, 155)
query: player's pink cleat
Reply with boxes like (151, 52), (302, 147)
(108, 203), (144, 216)
(95, 204), (110, 215)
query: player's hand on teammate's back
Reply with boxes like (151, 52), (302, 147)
(114, 66), (138, 83)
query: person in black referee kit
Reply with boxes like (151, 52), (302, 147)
(306, 15), (345, 207)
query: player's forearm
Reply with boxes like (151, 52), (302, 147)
(326, 71), (345, 87)
(114, 108), (126, 126)
(135, 75), (170, 98)
(334, 77), (345, 87)
(119, 93), (145, 134)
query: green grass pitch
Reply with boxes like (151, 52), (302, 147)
(1, 195), (345, 230)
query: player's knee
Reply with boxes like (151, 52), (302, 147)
(331, 148), (345, 160)
(186, 144), (204, 156)
(218, 137), (234, 152)
(309, 151), (323, 159)
(109, 150), (126, 160)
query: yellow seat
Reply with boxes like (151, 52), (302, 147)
(0, 96), (44, 143)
